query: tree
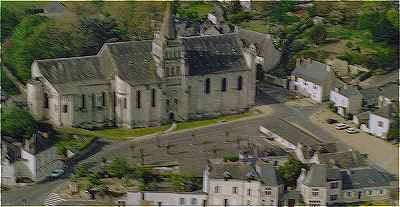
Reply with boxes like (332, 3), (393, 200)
(277, 158), (306, 187)
(1, 106), (37, 140)
(106, 158), (130, 178)
(306, 23), (327, 45)
(4, 15), (47, 82)
(1, 7), (20, 42)
(78, 16), (125, 55)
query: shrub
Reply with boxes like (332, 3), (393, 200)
(277, 158), (306, 187)
(106, 158), (130, 178)
(223, 156), (239, 162)
(1, 106), (37, 140)
(87, 172), (103, 186)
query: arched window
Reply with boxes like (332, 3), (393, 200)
(102, 92), (106, 106)
(205, 78), (211, 94)
(221, 78), (227, 92)
(238, 76), (243, 91)
(81, 94), (86, 108)
(44, 93), (49, 109)
(136, 90), (141, 109)
(151, 88), (156, 107)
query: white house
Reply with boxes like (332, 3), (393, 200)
(329, 84), (362, 117)
(117, 159), (285, 206)
(289, 59), (335, 103)
(297, 164), (393, 206)
(117, 191), (207, 206)
(368, 104), (398, 139)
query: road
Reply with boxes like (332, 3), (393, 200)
(2, 84), (395, 205)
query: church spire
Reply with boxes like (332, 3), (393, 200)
(160, 2), (176, 40)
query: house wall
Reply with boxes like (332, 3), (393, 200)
(120, 191), (207, 206)
(339, 187), (392, 203)
(330, 90), (349, 116)
(300, 184), (328, 206)
(368, 113), (390, 139)
(20, 149), (36, 180)
(291, 77), (323, 103)
(1, 159), (16, 186)
(207, 178), (262, 206)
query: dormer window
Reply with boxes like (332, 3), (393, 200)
(223, 171), (232, 181)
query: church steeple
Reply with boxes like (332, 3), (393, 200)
(160, 2), (176, 40)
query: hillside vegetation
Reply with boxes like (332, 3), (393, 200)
(1, 1), (398, 86)
(225, 1), (399, 77)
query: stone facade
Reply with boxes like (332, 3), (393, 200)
(27, 3), (264, 129)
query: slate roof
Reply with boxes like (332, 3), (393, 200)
(303, 164), (327, 187)
(209, 161), (255, 180)
(371, 104), (398, 119)
(262, 118), (321, 146)
(35, 56), (110, 93)
(355, 111), (370, 122)
(292, 60), (330, 84)
(238, 29), (281, 71)
(340, 87), (362, 98)
(360, 87), (380, 106)
(182, 34), (247, 76)
(301, 142), (338, 159)
(208, 161), (282, 186)
(103, 41), (160, 86)
(380, 82), (399, 101)
(341, 167), (393, 190)
(318, 150), (368, 169)
(257, 163), (283, 186)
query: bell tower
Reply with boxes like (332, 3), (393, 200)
(152, 2), (184, 79)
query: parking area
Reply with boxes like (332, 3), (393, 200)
(311, 107), (399, 176)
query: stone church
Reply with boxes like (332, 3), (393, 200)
(27, 3), (278, 129)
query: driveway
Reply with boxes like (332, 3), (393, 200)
(311, 107), (399, 176)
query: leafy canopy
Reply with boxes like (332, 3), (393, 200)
(1, 106), (37, 140)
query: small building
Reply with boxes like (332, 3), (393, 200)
(117, 191), (207, 206)
(297, 164), (393, 206)
(329, 84), (362, 118)
(289, 59), (335, 103)
(368, 104), (398, 139)
(21, 132), (64, 182)
(204, 159), (283, 206)
(117, 159), (284, 206)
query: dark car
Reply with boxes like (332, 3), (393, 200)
(326, 118), (338, 124)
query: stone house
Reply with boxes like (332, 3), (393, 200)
(297, 164), (393, 206)
(289, 59), (335, 103)
(118, 191), (207, 206)
(329, 84), (362, 118)
(204, 159), (284, 206)
(27, 3), (269, 129)
(118, 159), (286, 206)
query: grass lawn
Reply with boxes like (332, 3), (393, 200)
(58, 112), (254, 140)
(240, 20), (269, 33)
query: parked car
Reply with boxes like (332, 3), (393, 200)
(335, 123), (349, 130)
(326, 118), (338, 124)
(50, 169), (64, 178)
(345, 128), (360, 134)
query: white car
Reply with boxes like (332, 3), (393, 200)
(345, 128), (360, 134)
(335, 123), (349, 130)
(50, 169), (64, 178)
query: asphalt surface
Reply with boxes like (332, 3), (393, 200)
(0, 84), (360, 205)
